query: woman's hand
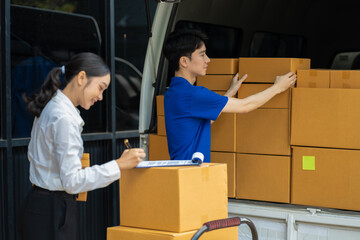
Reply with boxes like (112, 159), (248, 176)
(116, 148), (146, 170)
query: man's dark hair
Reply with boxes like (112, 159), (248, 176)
(163, 29), (208, 72)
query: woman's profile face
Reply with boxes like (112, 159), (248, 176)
(79, 73), (111, 110)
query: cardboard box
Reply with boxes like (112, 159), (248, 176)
(157, 115), (166, 136)
(297, 69), (330, 88)
(206, 58), (239, 74)
(330, 70), (360, 89)
(236, 154), (290, 203)
(211, 152), (236, 198)
(292, 147), (360, 211)
(197, 75), (234, 91)
(107, 225), (238, 240)
(236, 109), (290, 155)
(156, 95), (165, 116)
(237, 83), (290, 108)
(291, 88), (360, 149)
(238, 58), (310, 83)
(76, 153), (90, 202)
(210, 91), (236, 152)
(148, 134), (170, 160)
(120, 163), (228, 232)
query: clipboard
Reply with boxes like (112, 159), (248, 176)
(136, 159), (202, 168)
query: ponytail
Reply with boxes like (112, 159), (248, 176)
(24, 52), (109, 117)
(24, 67), (63, 117)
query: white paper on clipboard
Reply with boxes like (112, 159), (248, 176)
(136, 152), (204, 168)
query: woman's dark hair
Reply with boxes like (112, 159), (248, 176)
(163, 29), (208, 72)
(25, 52), (110, 117)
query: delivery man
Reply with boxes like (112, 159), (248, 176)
(162, 29), (296, 163)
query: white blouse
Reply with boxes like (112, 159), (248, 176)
(28, 90), (120, 194)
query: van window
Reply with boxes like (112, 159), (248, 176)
(10, 1), (106, 137)
(114, 0), (157, 131)
(331, 52), (360, 69)
(250, 32), (305, 58)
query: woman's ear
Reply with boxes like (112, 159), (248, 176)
(76, 71), (87, 86)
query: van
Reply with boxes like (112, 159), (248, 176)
(140, 1), (360, 239)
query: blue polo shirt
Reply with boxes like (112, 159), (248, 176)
(164, 77), (228, 162)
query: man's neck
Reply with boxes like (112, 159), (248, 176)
(174, 70), (196, 85)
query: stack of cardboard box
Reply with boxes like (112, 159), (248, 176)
(148, 95), (170, 160)
(291, 69), (360, 211)
(107, 163), (238, 239)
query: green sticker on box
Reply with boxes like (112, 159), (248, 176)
(302, 156), (315, 170)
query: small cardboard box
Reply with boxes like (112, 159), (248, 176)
(211, 152), (236, 198)
(197, 75), (234, 91)
(291, 88), (360, 149)
(330, 70), (360, 89)
(238, 58), (310, 83)
(236, 109), (290, 155)
(76, 153), (90, 202)
(107, 225), (238, 240)
(297, 69), (330, 88)
(156, 95), (165, 116)
(237, 83), (290, 108)
(157, 115), (166, 136)
(292, 147), (360, 211)
(148, 134), (170, 160)
(206, 58), (239, 74)
(120, 163), (228, 232)
(236, 153), (290, 203)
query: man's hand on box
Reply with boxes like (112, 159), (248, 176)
(273, 71), (297, 93)
(225, 73), (247, 97)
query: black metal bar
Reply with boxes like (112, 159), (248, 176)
(104, 0), (117, 227)
(115, 130), (140, 139)
(0, 140), (7, 148)
(145, 0), (152, 38)
(2, 0), (14, 239)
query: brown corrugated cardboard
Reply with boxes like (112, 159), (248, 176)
(211, 152), (236, 198)
(236, 154), (290, 203)
(236, 109), (290, 155)
(292, 147), (360, 211)
(237, 84), (290, 108)
(197, 75), (234, 91)
(206, 58), (239, 74)
(157, 115), (166, 136)
(238, 58), (310, 83)
(148, 134), (170, 160)
(297, 69), (330, 88)
(107, 225), (238, 240)
(76, 153), (89, 202)
(291, 88), (360, 149)
(330, 70), (360, 89)
(156, 95), (165, 116)
(119, 163), (228, 232)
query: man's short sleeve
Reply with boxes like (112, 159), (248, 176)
(190, 86), (228, 120)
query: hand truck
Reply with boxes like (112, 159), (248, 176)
(191, 217), (258, 240)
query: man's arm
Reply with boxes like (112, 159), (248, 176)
(222, 72), (296, 114)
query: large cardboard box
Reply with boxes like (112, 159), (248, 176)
(292, 147), (360, 211)
(197, 75), (234, 91)
(297, 69), (330, 88)
(238, 58), (310, 83)
(236, 154), (290, 203)
(148, 134), (170, 160)
(157, 115), (166, 136)
(237, 83), (290, 108)
(211, 91), (236, 152)
(330, 70), (360, 89)
(206, 58), (238, 74)
(107, 225), (238, 240)
(211, 152), (236, 198)
(236, 109), (290, 155)
(120, 163), (228, 232)
(156, 95), (165, 116)
(291, 88), (360, 149)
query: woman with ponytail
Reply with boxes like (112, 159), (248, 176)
(20, 52), (145, 240)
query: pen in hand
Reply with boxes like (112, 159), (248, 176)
(124, 139), (132, 149)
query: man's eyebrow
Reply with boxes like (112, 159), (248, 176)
(199, 49), (206, 54)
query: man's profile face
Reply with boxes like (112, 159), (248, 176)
(187, 42), (211, 77)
